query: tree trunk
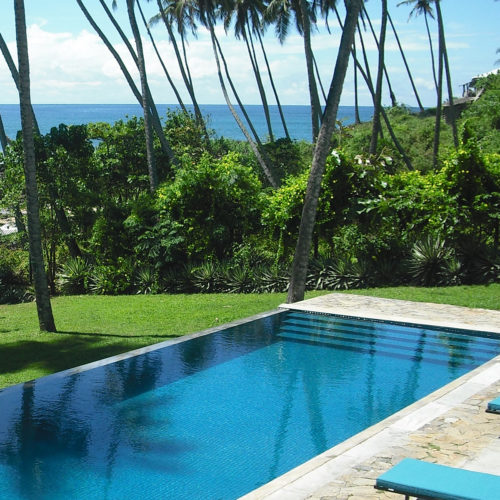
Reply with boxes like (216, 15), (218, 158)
(209, 24), (278, 188)
(433, 7), (445, 170)
(256, 29), (290, 139)
(435, 0), (458, 148)
(244, 24), (274, 141)
(388, 11), (424, 111)
(14, 0), (56, 332)
(300, 0), (322, 141)
(352, 40), (361, 124)
(369, 0), (388, 155)
(424, 12), (438, 91)
(0, 113), (10, 150)
(287, 0), (363, 303)
(155, 0), (206, 134)
(136, 0), (187, 112)
(0, 32), (40, 134)
(77, 0), (175, 165)
(127, 0), (157, 192)
(363, 5), (396, 107)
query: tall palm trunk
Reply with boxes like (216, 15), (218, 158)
(76, 0), (176, 165)
(369, 0), (388, 155)
(300, 0), (321, 141)
(0, 32), (39, 134)
(352, 39), (360, 124)
(363, 5), (396, 107)
(388, 11), (424, 111)
(256, 29), (290, 139)
(0, 113), (9, 150)
(435, 0), (458, 148)
(155, 0), (206, 133)
(244, 23), (274, 141)
(287, 0), (363, 303)
(432, 17), (444, 170)
(209, 24), (278, 187)
(424, 11), (438, 91)
(136, 0), (187, 112)
(14, 0), (56, 332)
(126, 0), (157, 192)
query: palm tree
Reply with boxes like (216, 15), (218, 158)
(369, 0), (388, 155)
(265, 0), (322, 141)
(14, 0), (56, 331)
(287, 0), (363, 303)
(76, 0), (176, 167)
(228, 0), (275, 141)
(398, 0), (438, 91)
(151, 0), (207, 132)
(387, 10), (424, 111)
(0, 113), (9, 151)
(120, 0), (158, 191)
(435, 0), (458, 148)
(0, 32), (40, 134)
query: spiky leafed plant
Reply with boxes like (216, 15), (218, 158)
(409, 234), (451, 286)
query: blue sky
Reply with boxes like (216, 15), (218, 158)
(0, 0), (498, 107)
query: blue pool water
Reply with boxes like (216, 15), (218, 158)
(1, 310), (500, 499)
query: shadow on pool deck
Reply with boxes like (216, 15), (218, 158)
(241, 293), (500, 500)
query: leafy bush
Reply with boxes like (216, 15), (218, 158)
(89, 261), (133, 295)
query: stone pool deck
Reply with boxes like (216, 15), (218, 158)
(242, 293), (500, 500)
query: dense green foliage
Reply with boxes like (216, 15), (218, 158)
(1, 77), (499, 302)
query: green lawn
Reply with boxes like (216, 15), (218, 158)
(1, 285), (499, 390)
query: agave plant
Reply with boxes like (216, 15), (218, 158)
(134, 266), (158, 294)
(57, 257), (91, 295)
(190, 261), (226, 293)
(409, 235), (451, 286)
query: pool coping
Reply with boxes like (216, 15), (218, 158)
(240, 293), (500, 499)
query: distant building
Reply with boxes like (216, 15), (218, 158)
(443, 68), (499, 123)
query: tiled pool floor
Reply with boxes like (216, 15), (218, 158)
(241, 293), (500, 499)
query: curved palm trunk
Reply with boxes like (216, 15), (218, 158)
(287, 0), (363, 303)
(435, 0), (458, 148)
(14, 0), (56, 332)
(244, 24), (274, 141)
(127, 0), (157, 192)
(256, 29), (290, 139)
(353, 40), (361, 124)
(155, 0), (206, 134)
(363, 5), (396, 107)
(0, 113), (9, 150)
(369, 0), (388, 155)
(300, 0), (321, 141)
(433, 5), (445, 169)
(209, 23), (277, 188)
(424, 12), (438, 91)
(136, 0), (187, 112)
(313, 53), (327, 102)
(76, 0), (176, 165)
(388, 11), (424, 111)
(0, 32), (39, 134)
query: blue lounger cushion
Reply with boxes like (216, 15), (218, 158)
(375, 458), (500, 500)
(486, 395), (500, 414)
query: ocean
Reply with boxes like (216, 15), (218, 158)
(0, 103), (374, 149)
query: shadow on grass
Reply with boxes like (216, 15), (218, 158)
(0, 330), (180, 380)
(56, 330), (180, 339)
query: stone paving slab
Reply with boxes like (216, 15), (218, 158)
(281, 292), (500, 334)
(241, 293), (500, 500)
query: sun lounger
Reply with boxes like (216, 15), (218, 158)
(374, 458), (500, 499)
(486, 395), (500, 414)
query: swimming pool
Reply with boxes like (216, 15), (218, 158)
(1, 309), (500, 499)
